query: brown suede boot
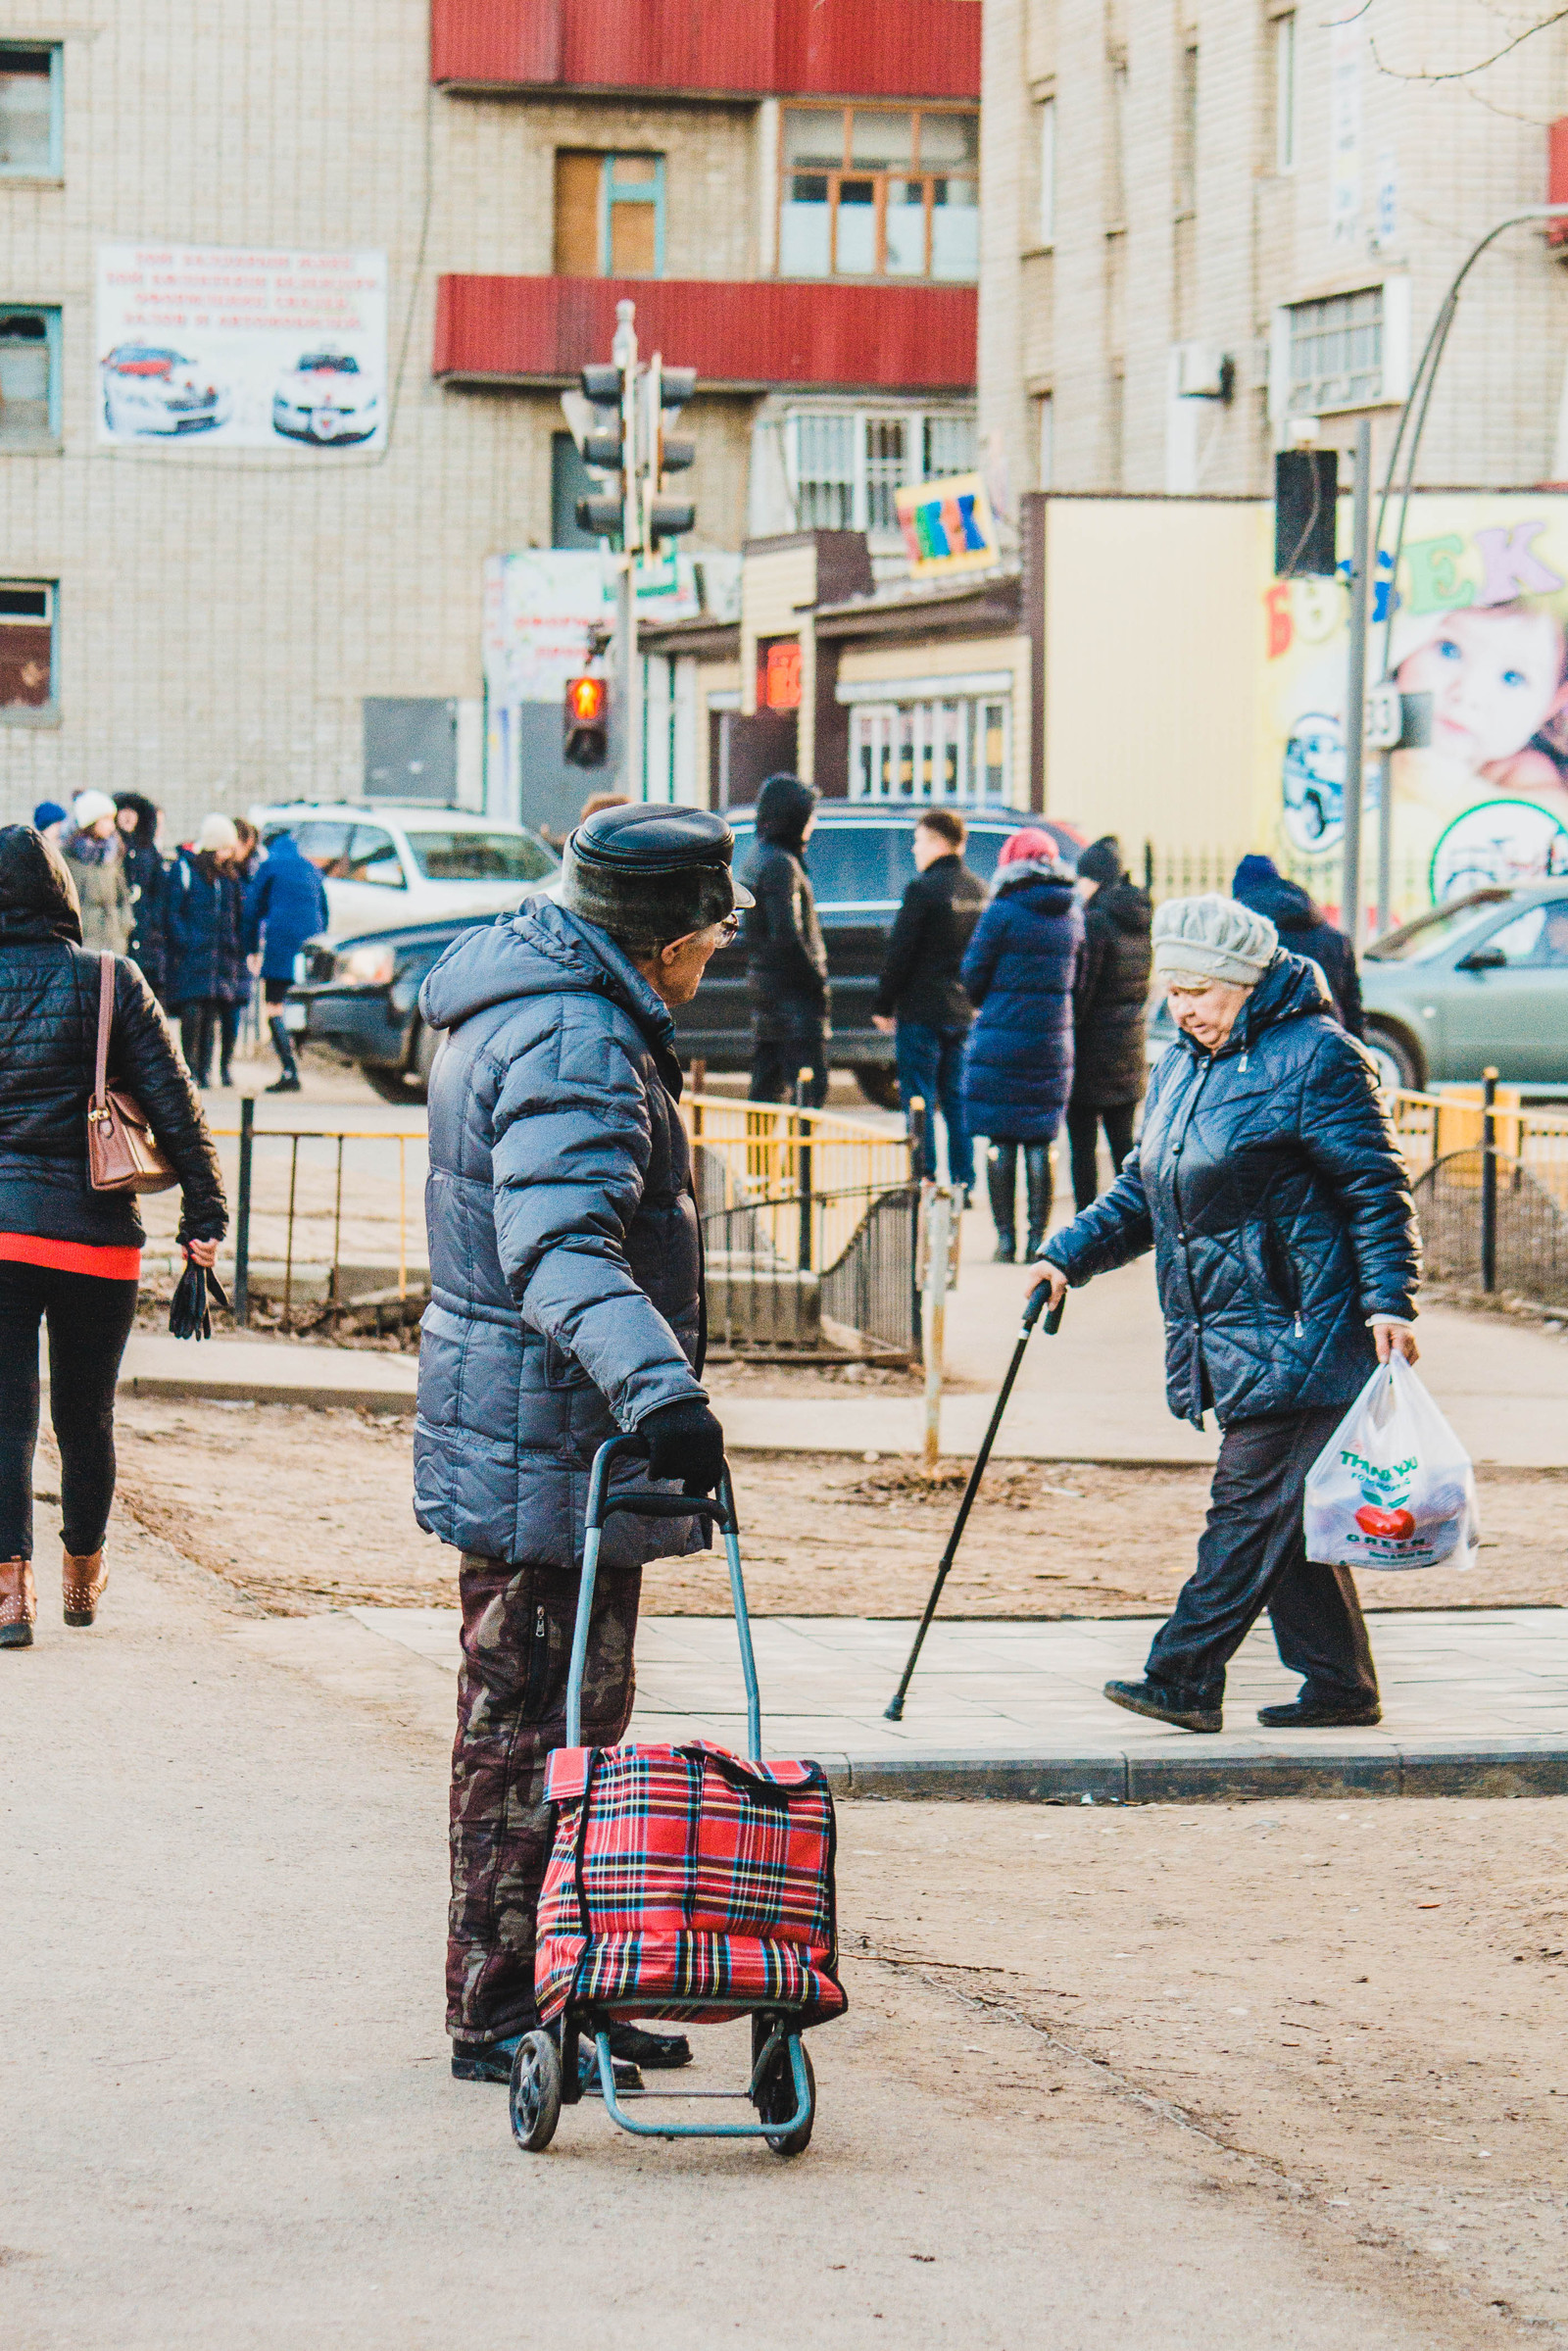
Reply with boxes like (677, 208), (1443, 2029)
(0, 1557), (36, 1648)
(63, 1548), (107, 1628)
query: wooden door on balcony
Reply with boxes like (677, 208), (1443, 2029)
(554, 152), (602, 275)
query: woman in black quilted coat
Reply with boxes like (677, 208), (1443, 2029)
(1036, 894), (1419, 1737)
(0, 826), (225, 1652)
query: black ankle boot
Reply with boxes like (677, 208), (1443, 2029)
(1024, 1145), (1053, 1258)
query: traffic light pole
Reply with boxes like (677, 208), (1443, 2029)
(1341, 416), (1372, 951)
(612, 300), (644, 800)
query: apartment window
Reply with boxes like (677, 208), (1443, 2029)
(0, 308), (61, 446)
(553, 151), (665, 278)
(1274, 13), (1298, 173)
(1038, 97), (1056, 244)
(851, 696), (1011, 802)
(786, 407), (976, 535)
(1037, 392), (1054, 488)
(778, 107), (978, 281)
(0, 581), (55, 717)
(1287, 286), (1384, 412)
(0, 46), (61, 177)
(1175, 44), (1198, 215)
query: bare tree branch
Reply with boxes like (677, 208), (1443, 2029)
(1368, 6), (1568, 82)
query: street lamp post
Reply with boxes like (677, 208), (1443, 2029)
(1367, 204), (1568, 937)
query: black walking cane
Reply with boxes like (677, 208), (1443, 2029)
(885, 1281), (1066, 1721)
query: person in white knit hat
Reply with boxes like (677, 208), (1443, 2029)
(60, 790), (133, 955)
(1033, 892), (1420, 1736)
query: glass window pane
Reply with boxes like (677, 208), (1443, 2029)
(407, 830), (558, 882)
(918, 113), (979, 170)
(863, 415), (906, 533)
(807, 821), (917, 906)
(0, 615), (51, 708)
(346, 827), (405, 887)
(780, 185), (831, 276)
(924, 413), (976, 476)
(0, 52), (54, 175)
(783, 109), (845, 168)
(791, 412), (856, 529)
(835, 180), (876, 273)
(290, 821), (356, 872)
(885, 180), (926, 275)
(930, 179), (979, 280)
(0, 317), (50, 442)
(851, 110), (912, 168)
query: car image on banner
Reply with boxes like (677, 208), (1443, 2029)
(272, 349), (380, 445)
(101, 344), (232, 437)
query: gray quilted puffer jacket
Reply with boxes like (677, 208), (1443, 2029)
(1043, 951), (1419, 1429)
(414, 899), (709, 1569)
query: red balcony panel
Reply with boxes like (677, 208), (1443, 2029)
(434, 274), (976, 393)
(1550, 118), (1568, 245)
(430, 0), (981, 102)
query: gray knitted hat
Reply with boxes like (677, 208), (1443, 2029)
(1152, 893), (1279, 986)
(560, 803), (753, 955)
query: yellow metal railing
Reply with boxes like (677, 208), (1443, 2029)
(682, 1092), (912, 1274)
(1391, 1087), (1568, 1210)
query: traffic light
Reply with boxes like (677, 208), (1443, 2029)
(564, 672), (610, 767)
(575, 362), (630, 541)
(645, 358), (697, 547)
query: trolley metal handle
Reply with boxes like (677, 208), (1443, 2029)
(568, 1432), (760, 1760)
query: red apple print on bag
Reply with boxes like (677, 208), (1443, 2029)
(1355, 1502), (1417, 1541)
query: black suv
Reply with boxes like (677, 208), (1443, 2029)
(289, 805), (1075, 1104)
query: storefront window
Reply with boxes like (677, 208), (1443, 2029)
(851, 696), (1011, 802)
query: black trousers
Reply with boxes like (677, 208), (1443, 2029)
(1065, 1100), (1139, 1211)
(749, 1034), (828, 1108)
(176, 1000), (220, 1088)
(1145, 1406), (1378, 1710)
(0, 1260), (140, 1559)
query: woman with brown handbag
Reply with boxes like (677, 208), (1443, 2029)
(0, 827), (225, 1651)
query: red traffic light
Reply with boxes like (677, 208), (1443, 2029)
(566, 674), (607, 726)
(564, 672), (610, 767)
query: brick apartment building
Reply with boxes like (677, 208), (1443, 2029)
(979, 0), (1568, 502)
(0, 1), (979, 836)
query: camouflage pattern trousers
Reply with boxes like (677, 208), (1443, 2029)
(447, 1550), (641, 2047)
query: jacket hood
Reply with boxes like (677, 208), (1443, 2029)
(418, 895), (678, 1069)
(1097, 878), (1152, 935)
(1232, 857), (1319, 934)
(993, 859), (1076, 903)
(265, 831), (308, 861)
(0, 824), (84, 945)
(754, 773), (819, 851)
(1177, 948), (1331, 1061)
(114, 793), (161, 844)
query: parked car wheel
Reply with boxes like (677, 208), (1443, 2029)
(853, 1063), (901, 1111)
(1363, 1020), (1423, 1095)
(364, 1063), (416, 1104)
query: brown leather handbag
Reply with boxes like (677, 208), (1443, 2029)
(87, 951), (178, 1195)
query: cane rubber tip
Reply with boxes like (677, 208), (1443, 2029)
(884, 1701), (905, 1722)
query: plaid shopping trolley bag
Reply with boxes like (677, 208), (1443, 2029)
(506, 1435), (846, 2159)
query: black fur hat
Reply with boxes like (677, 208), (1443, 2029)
(560, 804), (753, 955)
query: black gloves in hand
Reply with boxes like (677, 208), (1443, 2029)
(638, 1397), (726, 1495)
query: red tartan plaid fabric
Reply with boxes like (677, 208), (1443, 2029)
(535, 1739), (848, 2028)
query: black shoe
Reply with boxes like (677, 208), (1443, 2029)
(265, 1072), (303, 1094)
(605, 2021), (691, 2071)
(993, 1235), (1016, 1264)
(1103, 1677), (1223, 1735)
(451, 2033), (523, 2083)
(578, 2043), (644, 2095)
(1257, 1696), (1382, 1729)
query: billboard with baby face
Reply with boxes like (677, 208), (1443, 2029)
(1260, 493), (1568, 919)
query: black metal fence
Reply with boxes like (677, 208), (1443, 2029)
(1396, 1076), (1568, 1308)
(696, 1154), (918, 1358)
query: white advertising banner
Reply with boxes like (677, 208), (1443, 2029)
(96, 243), (388, 450)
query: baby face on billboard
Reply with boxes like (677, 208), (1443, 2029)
(1397, 603), (1568, 778)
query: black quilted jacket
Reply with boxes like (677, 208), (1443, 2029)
(1043, 952), (1419, 1428)
(0, 914), (226, 1249)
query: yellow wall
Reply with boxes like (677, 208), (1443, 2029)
(1042, 499), (1263, 851)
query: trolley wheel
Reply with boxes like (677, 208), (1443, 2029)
(509, 2030), (564, 2153)
(752, 2019), (815, 2158)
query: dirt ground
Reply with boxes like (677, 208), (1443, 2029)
(102, 1396), (1568, 1619)
(843, 1794), (1568, 2338)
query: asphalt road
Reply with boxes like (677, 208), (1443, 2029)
(0, 1515), (1506, 2351)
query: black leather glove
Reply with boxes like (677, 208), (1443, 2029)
(637, 1397), (726, 1495)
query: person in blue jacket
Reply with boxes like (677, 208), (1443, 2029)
(166, 815), (243, 1088)
(959, 830), (1084, 1262)
(244, 829), (329, 1095)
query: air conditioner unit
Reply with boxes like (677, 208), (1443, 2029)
(1175, 342), (1235, 401)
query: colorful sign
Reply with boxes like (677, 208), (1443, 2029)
(1261, 493), (1568, 918)
(895, 471), (998, 576)
(96, 243), (387, 451)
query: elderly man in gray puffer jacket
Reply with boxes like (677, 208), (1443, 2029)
(415, 803), (752, 2089)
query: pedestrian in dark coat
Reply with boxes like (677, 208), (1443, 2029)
(416, 802), (749, 2085)
(1036, 894), (1419, 1737)
(1066, 834), (1152, 1210)
(738, 772), (830, 1106)
(166, 815), (242, 1088)
(244, 830), (329, 1096)
(959, 830), (1084, 1261)
(1231, 854), (1363, 1037)
(114, 793), (169, 1004)
(873, 807), (986, 1196)
(0, 826), (224, 1652)
(213, 819), (263, 1088)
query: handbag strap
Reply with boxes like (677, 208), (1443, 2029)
(92, 950), (114, 1111)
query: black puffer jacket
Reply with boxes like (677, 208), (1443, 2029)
(875, 853), (987, 1028)
(1071, 878), (1152, 1108)
(115, 793), (169, 1003)
(738, 774), (829, 1042)
(0, 827), (225, 1249)
(1044, 952), (1418, 1428)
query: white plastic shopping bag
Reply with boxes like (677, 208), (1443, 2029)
(1303, 1354), (1479, 1573)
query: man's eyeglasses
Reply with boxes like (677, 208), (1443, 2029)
(713, 912), (742, 944)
